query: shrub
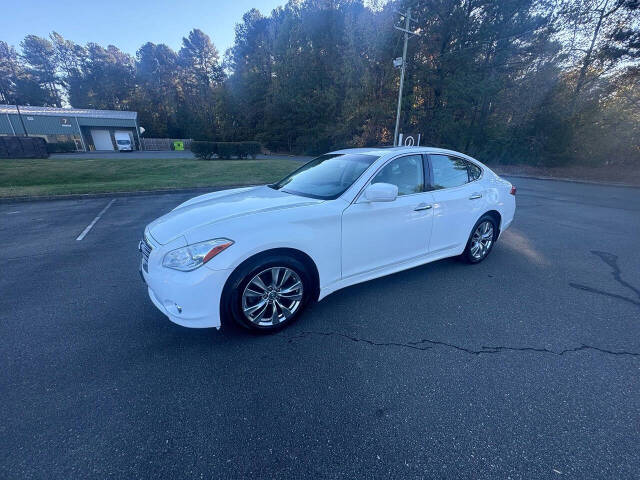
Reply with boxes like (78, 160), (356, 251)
(191, 141), (217, 160)
(243, 141), (261, 159)
(1, 136), (49, 158)
(215, 142), (233, 159)
(192, 141), (262, 160)
(46, 141), (76, 154)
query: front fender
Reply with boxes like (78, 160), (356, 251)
(190, 201), (345, 290)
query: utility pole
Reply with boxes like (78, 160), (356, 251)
(393, 8), (419, 147)
(15, 104), (28, 136)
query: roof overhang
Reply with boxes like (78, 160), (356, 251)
(0, 105), (137, 120)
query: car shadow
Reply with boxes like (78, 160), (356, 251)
(142, 245), (527, 355)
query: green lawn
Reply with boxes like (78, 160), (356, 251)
(0, 157), (300, 197)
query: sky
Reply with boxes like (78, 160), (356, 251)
(0, 0), (288, 55)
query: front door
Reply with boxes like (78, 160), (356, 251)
(341, 154), (434, 278)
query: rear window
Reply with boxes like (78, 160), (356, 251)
(468, 162), (482, 181)
(117, 139), (130, 145)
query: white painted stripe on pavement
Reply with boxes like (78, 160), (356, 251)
(76, 199), (116, 241)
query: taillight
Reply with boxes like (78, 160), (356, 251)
(510, 186), (517, 195)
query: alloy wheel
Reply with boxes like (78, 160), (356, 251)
(241, 267), (304, 326)
(470, 221), (494, 260)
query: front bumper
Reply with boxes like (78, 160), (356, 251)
(141, 258), (232, 329)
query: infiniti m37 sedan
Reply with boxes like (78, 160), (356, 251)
(140, 147), (516, 331)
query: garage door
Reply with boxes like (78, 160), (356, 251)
(91, 130), (114, 151)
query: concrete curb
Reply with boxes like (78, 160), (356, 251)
(0, 184), (251, 204)
(496, 172), (640, 189)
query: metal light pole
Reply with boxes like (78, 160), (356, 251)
(393, 8), (418, 147)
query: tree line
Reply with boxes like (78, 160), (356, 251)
(0, 0), (638, 166)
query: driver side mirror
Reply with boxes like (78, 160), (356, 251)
(363, 182), (398, 202)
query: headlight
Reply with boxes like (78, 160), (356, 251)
(162, 238), (233, 271)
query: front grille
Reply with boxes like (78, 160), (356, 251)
(140, 233), (153, 272)
(140, 238), (152, 260)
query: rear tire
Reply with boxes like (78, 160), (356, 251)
(462, 215), (498, 264)
(225, 255), (313, 332)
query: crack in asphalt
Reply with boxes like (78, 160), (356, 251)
(591, 250), (640, 299)
(285, 250), (640, 359)
(287, 331), (434, 351)
(568, 283), (640, 307)
(569, 250), (640, 308)
(286, 331), (640, 357)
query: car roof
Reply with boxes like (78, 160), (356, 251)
(328, 147), (390, 156)
(328, 146), (474, 158)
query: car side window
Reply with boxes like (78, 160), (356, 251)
(371, 154), (424, 196)
(468, 162), (482, 181)
(430, 154), (471, 189)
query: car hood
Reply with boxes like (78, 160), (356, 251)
(147, 185), (322, 244)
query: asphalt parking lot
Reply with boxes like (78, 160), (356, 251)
(1, 177), (639, 479)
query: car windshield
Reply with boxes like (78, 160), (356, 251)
(271, 153), (379, 199)
(117, 139), (130, 145)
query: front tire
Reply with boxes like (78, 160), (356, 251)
(226, 255), (312, 332)
(462, 215), (498, 263)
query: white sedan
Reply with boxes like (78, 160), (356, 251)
(140, 147), (516, 331)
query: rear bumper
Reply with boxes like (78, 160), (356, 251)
(498, 195), (516, 239)
(142, 261), (232, 329)
(499, 217), (513, 238)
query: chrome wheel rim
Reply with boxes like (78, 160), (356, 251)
(470, 221), (494, 260)
(241, 267), (304, 326)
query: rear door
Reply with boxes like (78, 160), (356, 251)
(427, 154), (486, 253)
(341, 154), (435, 278)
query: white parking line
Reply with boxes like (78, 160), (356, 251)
(76, 199), (116, 241)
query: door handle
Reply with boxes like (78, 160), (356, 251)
(469, 193), (482, 200)
(414, 203), (432, 211)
